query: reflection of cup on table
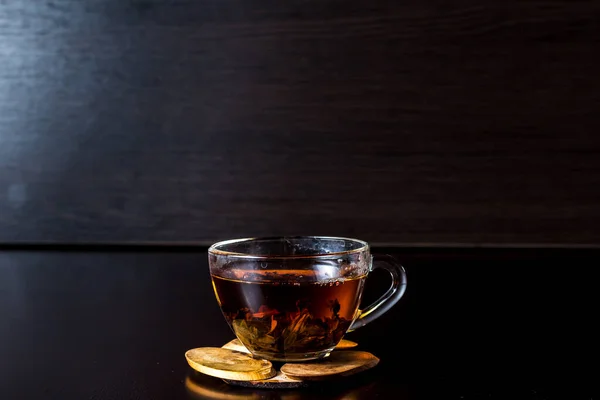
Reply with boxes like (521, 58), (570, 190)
(209, 236), (407, 362)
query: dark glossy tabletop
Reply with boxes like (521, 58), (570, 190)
(1, 247), (597, 399)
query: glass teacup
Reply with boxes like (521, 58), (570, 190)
(209, 236), (407, 362)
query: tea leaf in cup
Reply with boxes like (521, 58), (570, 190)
(232, 320), (260, 346)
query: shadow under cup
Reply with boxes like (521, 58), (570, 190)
(208, 237), (407, 362)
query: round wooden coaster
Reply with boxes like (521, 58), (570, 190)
(280, 351), (379, 381)
(216, 340), (377, 388)
(185, 347), (276, 381)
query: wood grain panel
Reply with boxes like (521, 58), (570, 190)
(1, 1), (599, 245)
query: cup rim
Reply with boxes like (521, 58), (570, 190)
(208, 236), (369, 259)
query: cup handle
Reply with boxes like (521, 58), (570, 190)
(347, 254), (408, 332)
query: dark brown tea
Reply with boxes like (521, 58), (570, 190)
(211, 269), (366, 360)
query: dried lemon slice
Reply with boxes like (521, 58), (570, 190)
(185, 347), (276, 381)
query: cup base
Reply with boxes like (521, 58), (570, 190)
(250, 348), (334, 362)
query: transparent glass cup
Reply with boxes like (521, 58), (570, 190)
(208, 236), (407, 362)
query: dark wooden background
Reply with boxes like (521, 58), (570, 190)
(1, 1), (600, 246)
